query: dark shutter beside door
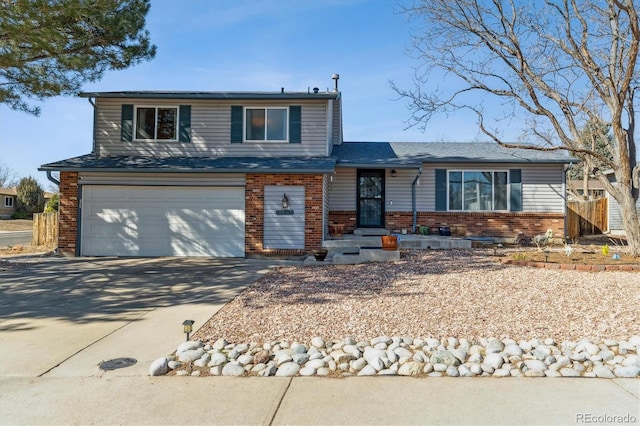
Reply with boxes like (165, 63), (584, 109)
(121, 104), (133, 141)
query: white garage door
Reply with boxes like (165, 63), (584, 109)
(81, 186), (245, 257)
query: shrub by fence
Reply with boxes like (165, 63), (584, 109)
(32, 212), (58, 246)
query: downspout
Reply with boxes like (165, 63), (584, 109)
(411, 168), (422, 233)
(87, 97), (97, 154)
(46, 171), (60, 186)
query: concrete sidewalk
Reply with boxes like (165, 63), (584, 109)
(1, 376), (638, 425)
(1, 256), (638, 425)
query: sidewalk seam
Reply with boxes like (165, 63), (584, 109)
(268, 377), (293, 426)
(610, 379), (640, 400)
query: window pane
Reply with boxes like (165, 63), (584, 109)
(359, 173), (383, 198)
(156, 108), (177, 140)
(464, 171), (492, 210)
(136, 108), (156, 139)
(494, 172), (508, 210)
(267, 109), (287, 140)
(246, 109), (265, 140)
(449, 172), (462, 210)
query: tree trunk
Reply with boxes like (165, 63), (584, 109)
(617, 193), (640, 257)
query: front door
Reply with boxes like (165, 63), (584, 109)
(357, 169), (385, 228)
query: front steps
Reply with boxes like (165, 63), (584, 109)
(303, 234), (472, 266)
(323, 235), (472, 251)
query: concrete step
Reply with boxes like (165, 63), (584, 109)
(353, 228), (390, 236)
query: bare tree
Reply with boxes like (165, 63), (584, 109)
(394, 0), (640, 255)
(0, 164), (17, 187)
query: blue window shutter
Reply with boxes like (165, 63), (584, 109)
(510, 169), (522, 212)
(289, 105), (301, 143)
(231, 106), (243, 143)
(121, 104), (133, 141)
(435, 169), (447, 211)
(178, 105), (191, 142)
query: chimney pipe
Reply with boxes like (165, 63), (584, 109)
(331, 73), (340, 92)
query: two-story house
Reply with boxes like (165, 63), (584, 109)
(40, 76), (572, 257)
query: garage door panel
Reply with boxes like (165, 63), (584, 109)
(81, 186), (245, 257)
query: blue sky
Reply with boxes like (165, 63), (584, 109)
(1, 0), (516, 188)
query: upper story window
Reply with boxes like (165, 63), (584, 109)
(4, 196), (13, 208)
(448, 170), (509, 211)
(134, 106), (178, 141)
(245, 107), (288, 142)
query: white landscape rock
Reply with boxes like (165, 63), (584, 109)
(157, 334), (638, 379)
(221, 362), (245, 377)
(176, 341), (202, 354)
(178, 348), (204, 363)
(614, 366), (640, 378)
(398, 361), (423, 376)
(276, 362), (301, 377)
(149, 357), (169, 376)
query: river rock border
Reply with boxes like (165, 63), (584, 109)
(150, 335), (640, 378)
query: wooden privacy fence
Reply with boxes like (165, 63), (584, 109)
(567, 198), (607, 238)
(32, 212), (58, 246)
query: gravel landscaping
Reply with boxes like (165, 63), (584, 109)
(194, 249), (639, 344)
(149, 249), (640, 378)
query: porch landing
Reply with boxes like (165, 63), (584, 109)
(304, 235), (472, 266)
(323, 234), (472, 251)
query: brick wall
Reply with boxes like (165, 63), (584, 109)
(58, 172), (79, 255)
(246, 173), (324, 255)
(330, 210), (565, 239)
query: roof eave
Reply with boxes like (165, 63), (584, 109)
(38, 166), (335, 174)
(78, 91), (340, 100)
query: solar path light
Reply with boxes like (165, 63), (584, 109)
(182, 320), (195, 341)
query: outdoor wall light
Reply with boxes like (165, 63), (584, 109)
(391, 169), (397, 177)
(282, 193), (289, 209)
(182, 320), (194, 341)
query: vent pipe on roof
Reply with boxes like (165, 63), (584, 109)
(331, 73), (340, 92)
(313, 87), (319, 94)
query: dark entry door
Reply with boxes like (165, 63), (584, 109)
(357, 169), (385, 227)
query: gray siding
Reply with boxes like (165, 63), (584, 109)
(521, 165), (565, 213)
(385, 168), (422, 212)
(264, 185), (305, 249)
(608, 192), (640, 232)
(329, 168), (357, 210)
(95, 98), (330, 157)
(330, 164), (565, 213)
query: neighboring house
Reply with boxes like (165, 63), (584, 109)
(0, 188), (55, 219)
(39, 78), (573, 257)
(0, 188), (54, 219)
(0, 188), (17, 219)
(603, 172), (640, 235)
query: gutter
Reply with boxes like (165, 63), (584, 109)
(411, 168), (422, 233)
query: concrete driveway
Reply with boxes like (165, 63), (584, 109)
(0, 256), (279, 378)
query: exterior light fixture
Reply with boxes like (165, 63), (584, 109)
(182, 320), (194, 341)
(391, 169), (397, 177)
(282, 193), (289, 209)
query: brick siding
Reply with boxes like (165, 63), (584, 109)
(330, 210), (565, 239)
(58, 172), (79, 255)
(246, 173), (324, 255)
